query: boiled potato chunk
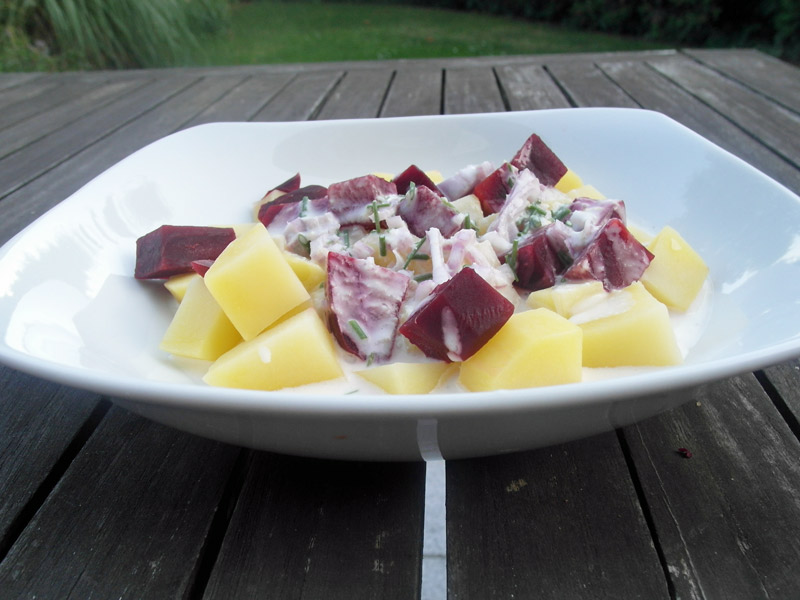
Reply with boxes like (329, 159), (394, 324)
(164, 272), (200, 302)
(567, 184), (605, 200)
(160, 277), (242, 361)
(356, 362), (452, 394)
(283, 251), (326, 292)
(554, 169), (583, 194)
(204, 308), (343, 390)
(641, 226), (708, 311)
(574, 282), (682, 367)
(204, 223), (310, 340)
(526, 286), (556, 311)
(459, 309), (582, 391)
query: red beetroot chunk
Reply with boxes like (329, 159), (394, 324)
(397, 184), (461, 238)
(327, 175), (397, 226)
(257, 184), (328, 228)
(510, 133), (567, 187)
(393, 165), (441, 195)
(564, 218), (653, 290)
(509, 226), (565, 291)
(191, 259), (215, 276)
(473, 164), (515, 215)
(326, 252), (410, 362)
(135, 225), (235, 280)
(399, 267), (514, 362)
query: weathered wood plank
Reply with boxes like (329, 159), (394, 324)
(598, 59), (800, 194)
(0, 76), (196, 200)
(0, 74), (246, 246)
(252, 71), (343, 121)
(380, 68), (442, 117)
(648, 54), (800, 168)
(0, 367), (104, 557)
(545, 59), (638, 108)
(443, 67), (506, 114)
(685, 48), (800, 114)
(447, 434), (669, 599)
(184, 72), (295, 127)
(0, 77), (145, 159)
(622, 375), (800, 599)
(495, 63), (570, 111)
(316, 69), (394, 120)
(0, 406), (241, 598)
(761, 358), (800, 429)
(0, 72), (44, 93)
(203, 454), (425, 599)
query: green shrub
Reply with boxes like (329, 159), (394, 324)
(1, 0), (230, 70)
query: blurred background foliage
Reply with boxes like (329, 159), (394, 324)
(1, 0), (797, 71)
(0, 0), (230, 70)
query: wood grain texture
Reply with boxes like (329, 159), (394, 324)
(545, 60), (638, 108)
(495, 63), (570, 111)
(447, 434), (669, 600)
(0, 367), (104, 556)
(443, 67), (506, 114)
(252, 70), (344, 121)
(761, 358), (800, 430)
(649, 55), (800, 168)
(622, 375), (800, 599)
(686, 48), (800, 114)
(203, 453), (426, 600)
(380, 68), (442, 117)
(0, 74), (245, 245)
(316, 69), (394, 120)
(0, 406), (242, 598)
(598, 59), (800, 194)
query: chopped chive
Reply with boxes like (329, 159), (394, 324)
(348, 319), (368, 340)
(370, 200), (383, 234)
(379, 233), (387, 256)
(507, 239), (519, 281)
(463, 214), (479, 231)
(338, 229), (350, 248)
(299, 196), (309, 217)
(366, 353), (377, 367)
(402, 236), (427, 269)
(297, 233), (311, 254)
(414, 273), (433, 282)
(553, 205), (571, 221)
(410, 253), (429, 261)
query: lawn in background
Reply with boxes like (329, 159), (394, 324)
(189, 1), (668, 66)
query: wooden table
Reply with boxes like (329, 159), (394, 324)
(1, 48), (800, 599)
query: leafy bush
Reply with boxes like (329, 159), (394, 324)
(1, 0), (230, 71)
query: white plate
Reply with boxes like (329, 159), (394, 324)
(1, 109), (800, 461)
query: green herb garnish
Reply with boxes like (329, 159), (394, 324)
(402, 236), (427, 269)
(348, 319), (368, 340)
(414, 273), (433, 282)
(507, 239), (519, 281)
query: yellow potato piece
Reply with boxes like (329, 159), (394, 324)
(425, 170), (444, 184)
(204, 308), (343, 391)
(641, 226), (708, 311)
(282, 251), (326, 292)
(204, 223), (310, 341)
(459, 309), (582, 391)
(626, 223), (655, 246)
(567, 184), (606, 200)
(574, 282), (682, 367)
(554, 169), (584, 194)
(160, 277), (242, 361)
(356, 362), (452, 394)
(525, 286), (556, 311)
(164, 272), (200, 303)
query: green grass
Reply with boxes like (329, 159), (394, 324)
(187, 1), (668, 66)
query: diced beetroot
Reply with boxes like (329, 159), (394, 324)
(473, 164), (515, 215)
(191, 259), (214, 276)
(327, 175), (397, 226)
(564, 218), (654, 290)
(399, 267), (514, 362)
(273, 173), (301, 193)
(326, 252), (410, 362)
(509, 226), (564, 291)
(135, 225), (235, 280)
(510, 133), (567, 187)
(397, 185), (461, 238)
(257, 184), (328, 228)
(567, 197), (626, 230)
(393, 165), (440, 195)
(437, 161), (495, 201)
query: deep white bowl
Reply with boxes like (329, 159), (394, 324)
(1, 109), (799, 460)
